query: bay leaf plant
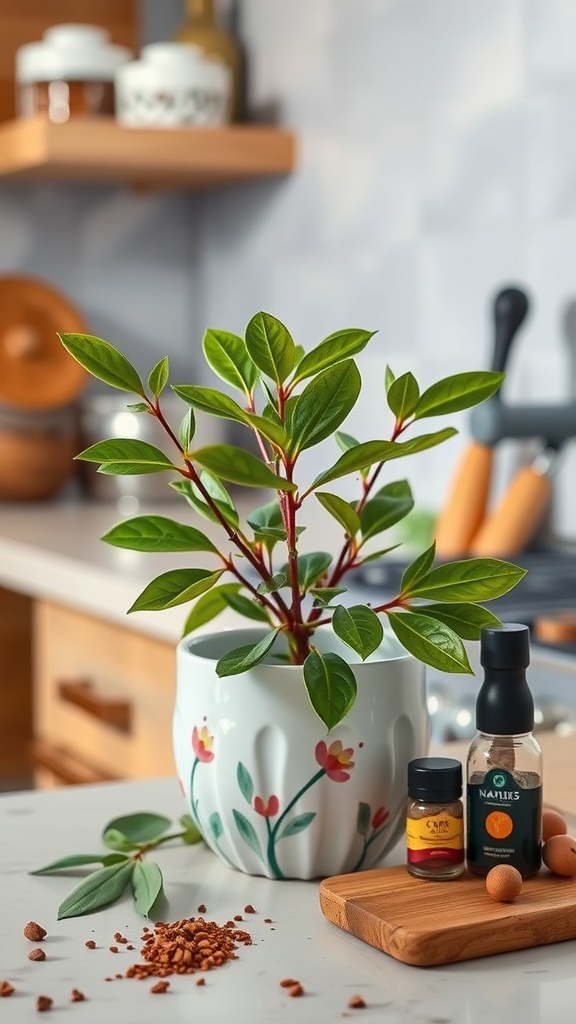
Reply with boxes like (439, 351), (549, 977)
(61, 314), (525, 731)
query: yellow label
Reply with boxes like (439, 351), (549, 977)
(406, 813), (463, 852)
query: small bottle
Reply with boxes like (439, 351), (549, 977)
(406, 757), (464, 880)
(173, 0), (243, 121)
(467, 623), (542, 878)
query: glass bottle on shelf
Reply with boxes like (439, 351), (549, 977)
(173, 0), (243, 121)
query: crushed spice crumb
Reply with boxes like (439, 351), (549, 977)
(289, 983), (304, 997)
(127, 944), (135, 951)
(109, 946), (119, 954)
(0, 981), (15, 997)
(196, 977), (206, 986)
(280, 978), (300, 988)
(28, 948), (46, 962)
(244, 904), (256, 914)
(71, 989), (85, 1003)
(124, 916), (252, 979)
(263, 918), (272, 924)
(115, 974), (123, 980)
(150, 980), (170, 994)
(348, 995), (366, 1009)
(197, 904), (206, 914)
(233, 915), (243, 921)
(85, 940), (96, 949)
(36, 995), (53, 1012)
(24, 922), (47, 942)
(114, 933), (128, 944)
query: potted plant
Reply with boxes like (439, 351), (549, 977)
(61, 314), (524, 880)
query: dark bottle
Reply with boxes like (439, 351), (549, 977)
(467, 623), (542, 877)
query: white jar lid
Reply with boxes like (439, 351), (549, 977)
(16, 23), (133, 83)
(140, 42), (204, 68)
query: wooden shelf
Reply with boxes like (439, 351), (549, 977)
(0, 116), (296, 189)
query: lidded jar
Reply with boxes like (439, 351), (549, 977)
(16, 24), (132, 122)
(406, 757), (464, 880)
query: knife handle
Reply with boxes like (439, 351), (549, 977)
(469, 464), (553, 558)
(434, 443), (493, 559)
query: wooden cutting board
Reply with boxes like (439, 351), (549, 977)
(319, 865), (576, 967)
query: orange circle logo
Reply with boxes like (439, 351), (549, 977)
(485, 811), (513, 839)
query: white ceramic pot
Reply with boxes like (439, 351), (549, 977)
(174, 626), (428, 880)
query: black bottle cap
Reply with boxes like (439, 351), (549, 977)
(480, 622), (530, 670)
(476, 623), (534, 734)
(407, 757), (462, 802)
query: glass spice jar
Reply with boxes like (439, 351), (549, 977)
(406, 757), (464, 880)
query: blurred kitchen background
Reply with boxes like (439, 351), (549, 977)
(2, 0), (576, 792)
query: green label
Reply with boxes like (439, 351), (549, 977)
(467, 767), (542, 875)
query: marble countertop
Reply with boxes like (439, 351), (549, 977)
(1, 776), (575, 1024)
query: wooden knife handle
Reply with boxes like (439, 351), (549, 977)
(469, 465), (552, 558)
(434, 443), (493, 559)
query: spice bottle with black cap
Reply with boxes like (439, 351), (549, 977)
(406, 757), (464, 879)
(467, 623), (542, 877)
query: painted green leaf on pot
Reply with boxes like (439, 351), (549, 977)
(414, 602), (502, 640)
(356, 802), (371, 837)
(57, 860), (135, 920)
(128, 568), (224, 613)
(76, 438), (175, 475)
(216, 631), (279, 677)
(209, 811), (224, 841)
(172, 385), (250, 426)
(132, 860), (163, 917)
(237, 762), (254, 805)
(332, 605), (383, 661)
(148, 357), (169, 398)
(182, 583), (242, 635)
(104, 813), (171, 844)
(203, 328), (258, 395)
(245, 311), (295, 384)
(387, 372), (420, 420)
(277, 812), (316, 840)
(413, 370), (505, 419)
(408, 558), (527, 602)
(59, 333), (144, 395)
(171, 476), (239, 528)
(359, 480), (414, 540)
(290, 328), (374, 385)
(232, 809), (263, 859)
(222, 591), (271, 624)
(400, 541), (437, 592)
(102, 515), (218, 553)
(303, 651), (357, 731)
(387, 611), (472, 673)
(193, 445), (296, 491)
(315, 491), (360, 538)
(287, 360), (361, 453)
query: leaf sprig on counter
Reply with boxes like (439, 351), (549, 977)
(60, 316), (527, 730)
(31, 812), (202, 919)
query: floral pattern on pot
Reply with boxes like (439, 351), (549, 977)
(174, 626), (428, 880)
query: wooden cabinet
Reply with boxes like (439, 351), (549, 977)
(33, 600), (176, 788)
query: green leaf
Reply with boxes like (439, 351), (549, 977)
(57, 860), (135, 920)
(335, 430), (369, 479)
(357, 802), (371, 837)
(310, 586), (348, 606)
(102, 854), (131, 866)
(127, 401), (150, 413)
(256, 572), (287, 594)
(387, 371), (420, 420)
(216, 631), (279, 676)
(414, 371), (505, 419)
(76, 438), (175, 475)
(247, 498), (284, 534)
(102, 829), (135, 853)
(310, 429), (458, 490)
(232, 809), (263, 858)
(359, 480), (414, 541)
(209, 812), (223, 841)
(359, 543), (402, 563)
(287, 360), (361, 453)
(172, 385), (250, 426)
(178, 407), (195, 451)
(387, 611), (472, 673)
(303, 651), (357, 730)
(237, 762), (254, 804)
(171, 477), (239, 528)
(148, 357), (169, 398)
(193, 445), (296, 492)
(290, 551), (332, 591)
(59, 333), (144, 395)
(128, 568), (224, 613)
(179, 814), (203, 845)
(245, 311), (295, 384)
(102, 515), (217, 553)
(243, 411), (288, 448)
(384, 365), (396, 393)
(278, 812), (316, 840)
(182, 583), (242, 636)
(132, 860), (163, 917)
(203, 328), (258, 395)
(222, 591), (271, 623)
(401, 542), (437, 592)
(290, 328), (374, 384)
(30, 854), (109, 875)
(332, 605), (383, 660)
(408, 558), (527, 602)
(315, 492), (360, 537)
(415, 602), (502, 640)
(104, 812), (172, 844)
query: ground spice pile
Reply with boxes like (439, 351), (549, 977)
(125, 917), (252, 979)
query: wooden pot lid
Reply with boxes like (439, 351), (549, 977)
(0, 275), (88, 409)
